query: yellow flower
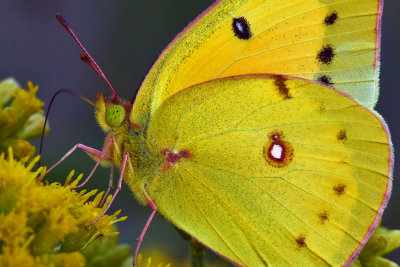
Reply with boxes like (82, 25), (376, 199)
(128, 249), (227, 267)
(0, 148), (127, 267)
(129, 253), (171, 267)
(82, 233), (131, 267)
(0, 78), (50, 159)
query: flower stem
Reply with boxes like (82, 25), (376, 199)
(174, 225), (206, 267)
(190, 238), (205, 267)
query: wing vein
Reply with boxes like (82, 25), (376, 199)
(179, 164), (281, 265)
(237, 28), (375, 61)
(190, 159), (341, 249)
(184, 120), (381, 146)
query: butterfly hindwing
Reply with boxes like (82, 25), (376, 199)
(143, 75), (392, 266)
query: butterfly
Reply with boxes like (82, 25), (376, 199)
(50, 0), (392, 266)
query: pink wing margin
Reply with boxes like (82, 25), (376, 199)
(133, 0), (223, 102)
(344, 98), (393, 264)
(345, 0), (390, 265)
(374, 0), (384, 69)
(155, 0), (223, 58)
(344, 114), (393, 266)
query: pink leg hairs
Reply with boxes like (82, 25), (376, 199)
(99, 164), (114, 208)
(133, 190), (158, 267)
(46, 136), (125, 224)
(46, 136), (114, 188)
(90, 151), (129, 225)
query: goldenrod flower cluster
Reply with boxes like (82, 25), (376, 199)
(135, 253), (171, 267)
(0, 148), (127, 267)
(0, 78), (49, 159)
(0, 78), (171, 267)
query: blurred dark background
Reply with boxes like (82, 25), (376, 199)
(0, 0), (399, 265)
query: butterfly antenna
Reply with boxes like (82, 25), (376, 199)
(56, 13), (118, 103)
(38, 89), (95, 168)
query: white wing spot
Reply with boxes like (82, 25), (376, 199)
(235, 21), (244, 32)
(263, 130), (294, 168)
(270, 144), (283, 160)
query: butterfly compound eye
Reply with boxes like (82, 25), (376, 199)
(105, 104), (125, 129)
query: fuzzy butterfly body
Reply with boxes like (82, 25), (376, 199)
(57, 0), (392, 266)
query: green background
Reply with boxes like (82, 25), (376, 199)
(0, 0), (399, 265)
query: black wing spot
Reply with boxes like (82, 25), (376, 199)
(317, 75), (334, 85)
(317, 45), (335, 65)
(232, 17), (252, 40)
(324, 12), (339, 25)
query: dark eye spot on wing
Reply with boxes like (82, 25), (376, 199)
(263, 131), (294, 168)
(232, 17), (252, 40)
(324, 12), (338, 25)
(317, 45), (335, 65)
(317, 75), (334, 85)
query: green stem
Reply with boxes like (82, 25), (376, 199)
(174, 225), (206, 267)
(190, 238), (205, 267)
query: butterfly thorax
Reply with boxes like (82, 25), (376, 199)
(94, 92), (163, 204)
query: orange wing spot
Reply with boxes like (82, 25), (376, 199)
(263, 131), (294, 168)
(318, 211), (329, 224)
(274, 76), (292, 99)
(162, 149), (192, 173)
(337, 129), (347, 141)
(333, 183), (346, 195)
(296, 235), (307, 249)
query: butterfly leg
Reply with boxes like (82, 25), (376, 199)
(99, 164), (114, 208)
(73, 136), (115, 189)
(46, 144), (102, 173)
(46, 136), (114, 190)
(133, 190), (157, 267)
(89, 151), (129, 226)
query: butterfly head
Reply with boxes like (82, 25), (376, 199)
(106, 104), (125, 129)
(95, 92), (132, 133)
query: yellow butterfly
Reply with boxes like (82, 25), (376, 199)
(50, 0), (392, 266)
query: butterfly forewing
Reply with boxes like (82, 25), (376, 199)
(131, 0), (382, 127)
